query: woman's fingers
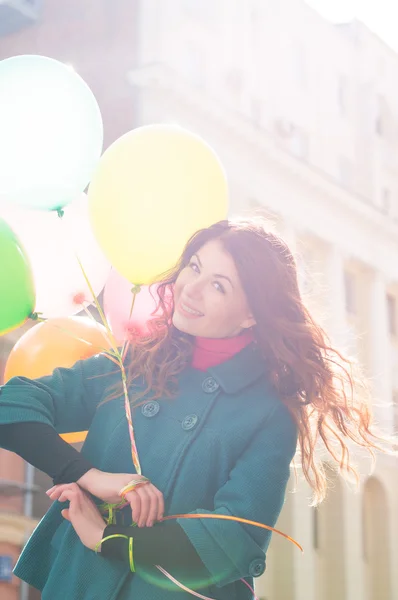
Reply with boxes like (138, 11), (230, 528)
(58, 487), (81, 504)
(47, 483), (90, 510)
(135, 485), (152, 528)
(46, 485), (66, 500)
(126, 489), (141, 525)
(144, 487), (160, 527)
(156, 488), (165, 522)
(47, 482), (80, 501)
(61, 508), (70, 521)
(125, 484), (164, 527)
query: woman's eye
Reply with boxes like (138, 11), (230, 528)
(213, 281), (225, 294)
(189, 262), (200, 273)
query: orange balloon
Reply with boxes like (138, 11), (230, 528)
(4, 316), (112, 444)
(60, 431), (88, 444)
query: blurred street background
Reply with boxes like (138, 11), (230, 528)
(1, 1), (398, 599)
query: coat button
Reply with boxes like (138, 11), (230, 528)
(181, 414), (198, 431)
(141, 401), (160, 418)
(249, 558), (265, 577)
(202, 377), (220, 393)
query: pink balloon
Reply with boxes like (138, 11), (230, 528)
(2, 194), (110, 318)
(103, 269), (168, 342)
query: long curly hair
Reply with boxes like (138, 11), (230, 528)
(106, 218), (394, 504)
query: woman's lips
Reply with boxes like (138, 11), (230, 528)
(177, 301), (204, 318)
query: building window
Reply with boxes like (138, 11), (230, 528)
(381, 188), (391, 214)
(274, 119), (309, 161)
(393, 196), (398, 221)
(180, 44), (205, 88)
(362, 493), (368, 562)
(387, 294), (397, 336)
(375, 95), (392, 139)
(338, 75), (348, 116)
(183, 0), (218, 23)
(0, 556), (13, 583)
(393, 392), (398, 448)
(250, 97), (263, 126)
(344, 271), (356, 314)
(313, 506), (320, 550)
(289, 129), (309, 160)
(297, 251), (314, 295)
(292, 42), (307, 88)
(339, 157), (354, 190)
(375, 97), (384, 136)
(225, 68), (244, 98)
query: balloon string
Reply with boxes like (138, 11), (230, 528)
(54, 212), (120, 363)
(121, 285), (141, 362)
(121, 365), (141, 475)
(162, 514), (303, 553)
(76, 256), (142, 474)
(99, 505), (303, 553)
(240, 578), (259, 600)
(76, 256), (119, 353)
(155, 566), (214, 600)
(28, 317), (114, 357)
(52, 207), (116, 352)
(155, 566), (258, 600)
(79, 302), (118, 356)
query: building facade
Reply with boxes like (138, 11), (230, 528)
(129, 1), (398, 599)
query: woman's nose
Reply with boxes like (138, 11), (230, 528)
(184, 280), (203, 300)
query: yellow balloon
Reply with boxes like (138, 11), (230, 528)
(88, 124), (229, 284)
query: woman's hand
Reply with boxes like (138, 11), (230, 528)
(53, 482), (106, 551)
(47, 469), (165, 528)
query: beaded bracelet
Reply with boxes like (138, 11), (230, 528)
(119, 476), (150, 499)
(94, 533), (136, 573)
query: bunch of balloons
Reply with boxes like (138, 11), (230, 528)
(0, 54), (229, 442)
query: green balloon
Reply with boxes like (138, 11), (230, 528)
(0, 219), (36, 335)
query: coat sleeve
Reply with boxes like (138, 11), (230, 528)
(0, 353), (118, 435)
(177, 401), (298, 587)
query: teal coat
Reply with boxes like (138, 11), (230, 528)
(0, 344), (297, 600)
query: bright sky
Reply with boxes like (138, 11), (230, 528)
(305, 0), (398, 52)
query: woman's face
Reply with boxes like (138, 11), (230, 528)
(172, 239), (255, 338)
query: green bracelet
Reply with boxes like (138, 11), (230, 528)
(129, 537), (135, 572)
(94, 533), (129, 554)
(94, 533), (136, 573)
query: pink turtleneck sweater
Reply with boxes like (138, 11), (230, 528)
(191, 330), (254, 371)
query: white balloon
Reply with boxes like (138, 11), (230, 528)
(1, 195), (110, 318)
(0, 55), (103, 210)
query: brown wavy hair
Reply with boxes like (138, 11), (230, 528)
(107, 218), (395, 504)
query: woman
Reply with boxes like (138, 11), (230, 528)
(0, 219), (389, 599)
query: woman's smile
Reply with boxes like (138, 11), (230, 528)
(177, 300), (204, 318)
